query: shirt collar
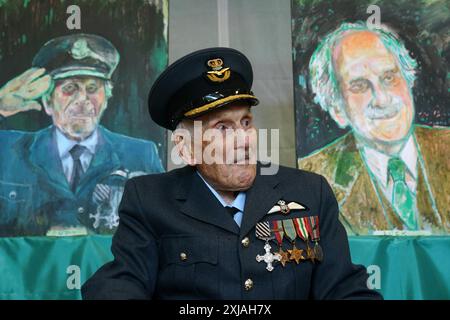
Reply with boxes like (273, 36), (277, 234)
(361, 134), (418, 187)
(196, 171), (246, 212)
(55, 127), (98, 158)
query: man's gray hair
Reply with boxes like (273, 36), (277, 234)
(309, 21), (418, 126)
(175, 118), (194, 132)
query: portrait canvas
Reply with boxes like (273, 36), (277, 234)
(0, 0), (169, 237)
(292, 0), (449, 235)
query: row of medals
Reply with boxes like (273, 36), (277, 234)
(255, 219), (323, 272)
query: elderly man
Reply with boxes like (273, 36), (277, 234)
(0, 34), (164, 237)
(299, 22), (449, 235)
(81, 47), (381, 300)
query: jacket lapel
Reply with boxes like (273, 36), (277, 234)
(175, 166), (241, 235)
(332, 135), (394, 233)
(27, 126), (73, 198)
(415, 162), (442, 228)
(342, 167), (403, 232)
(239, 163), (282, 239)
(75, 127), (121, 193)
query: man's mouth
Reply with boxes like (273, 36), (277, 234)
(365, 103), (402, 120)
(67, 110), (96, 118)
(65, 102), (97, 118)
(233, 153), (255, 165)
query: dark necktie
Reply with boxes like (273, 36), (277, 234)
(69, 144), (87, 192)
(225, 206), (240, 217)
(225, 206), (240, 226)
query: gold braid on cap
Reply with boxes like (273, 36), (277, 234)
(183, 94), (257, 117)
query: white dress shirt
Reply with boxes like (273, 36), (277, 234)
(55, 128), (98, 184)
(196, 171), (246, 227)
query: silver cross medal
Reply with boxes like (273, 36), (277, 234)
(256, 242), (281, 271)
(255, 221), (281, 272)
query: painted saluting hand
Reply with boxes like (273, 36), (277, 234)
(0, 67), (52, 118)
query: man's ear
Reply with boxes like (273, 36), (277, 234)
(105, 81), (114, 100)
(173, 130), (196, 166)
(41, 95), (53, 116)
(329, 104), (349, 128)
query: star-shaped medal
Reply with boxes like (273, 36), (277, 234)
(288, 245), (305, 264)
(306, 243), (316, 263)
(277, 248), (290, 267)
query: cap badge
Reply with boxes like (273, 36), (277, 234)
(206, 58), (231, 83)
(70, 39), (92, 59)
(70, 39), (106, 64)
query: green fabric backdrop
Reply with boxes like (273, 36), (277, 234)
(0, 235), (448, 299)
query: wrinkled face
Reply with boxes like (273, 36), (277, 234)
(194, 104), (257, 192)
(46, 77), (108, 140)
(333, 31), (414, 145)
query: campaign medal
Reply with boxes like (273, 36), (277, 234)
(303, 217), (316, 263)
(255, 221), (281, 272)
(282, 219), (304, 264)
(271, 220), (289, 267)
(292, 217), (309, 264)
(292, 217), (308, 242)
(308, 216), (323, 262)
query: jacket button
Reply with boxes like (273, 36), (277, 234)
(180, 252), (187, 261)
(241, 237), (250, 248)
(78, 207), (85, 214)
(9, 191), (17, 200)
(244, 278), (253, 291)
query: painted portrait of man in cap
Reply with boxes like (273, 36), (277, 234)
(0, 1), (168, 237)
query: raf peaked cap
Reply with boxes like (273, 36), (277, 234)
(148, 47), (259, 130)
(32, 33), (120, 80)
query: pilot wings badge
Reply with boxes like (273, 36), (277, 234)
(267, 200), (306, 215)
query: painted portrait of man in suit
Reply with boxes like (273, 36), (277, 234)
(0, 33), (165, 237)
(298, 21), (449, 235)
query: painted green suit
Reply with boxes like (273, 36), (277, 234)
(298, 125), (450, 235)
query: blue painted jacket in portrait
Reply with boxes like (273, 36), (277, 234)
(0, 125), (164, 237)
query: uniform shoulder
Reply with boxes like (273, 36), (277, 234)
(299, 133), (354, 162)
(415, 124), (450, 140)
(128, 165), (190, 189)
(0, 129), (37, 149)
(297, 133), (356, 176)
(101, 127), (158, 148)
(100, 127), (163, 172)
(0, 129), (27, 140)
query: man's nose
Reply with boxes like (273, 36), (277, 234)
(371, 82), (391, 108)
(75, 86), (89, 101)
(234, 128), (251, 149)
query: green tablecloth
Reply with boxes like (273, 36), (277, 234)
(0, 235), (448, 299)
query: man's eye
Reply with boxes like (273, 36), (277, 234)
(349, 80), (369, 93)
(216, 124), (228, 131)
(62, 83), (77, 94)
(382, 72), (397, 85)
(242, 119), (251, 128)
(86, 85), (98, 93)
